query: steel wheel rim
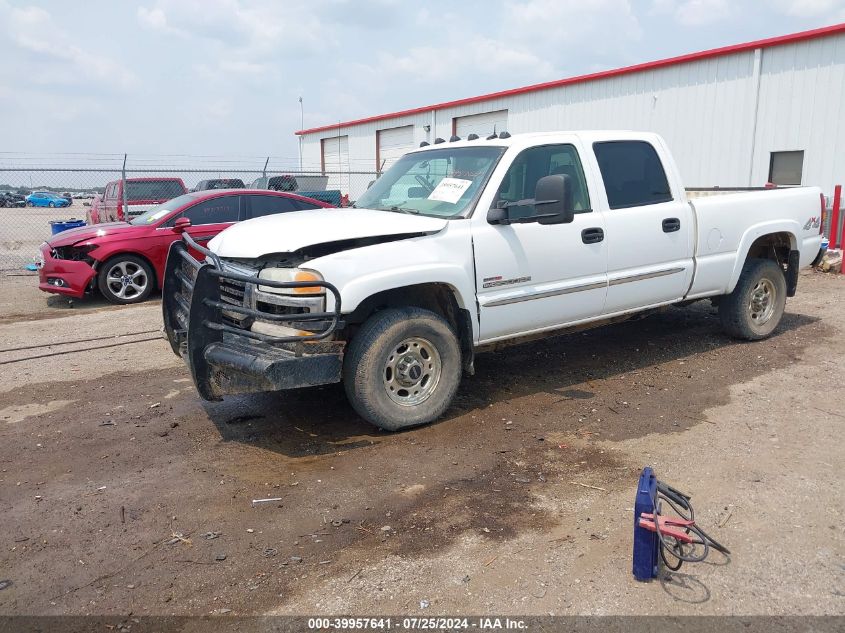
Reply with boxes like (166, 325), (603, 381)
(382, 336), (441, 406)
(106, 261), (148, 300)
(748, 277), (776, 325)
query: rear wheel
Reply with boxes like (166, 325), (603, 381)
(98, 255), (154, 304)
(719, 258), (786, 340)
(48, 201), (55, 208)
(343, 307), (462, 431)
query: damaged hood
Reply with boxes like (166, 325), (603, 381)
(209, 207), (449, 258)
(47, 222), (136, 247)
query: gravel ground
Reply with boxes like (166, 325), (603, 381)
(0, 271), (842, 617)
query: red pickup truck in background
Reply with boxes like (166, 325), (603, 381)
(87, 177), (187, 224)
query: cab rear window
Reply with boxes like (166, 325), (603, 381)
(126, 181), (186, 201)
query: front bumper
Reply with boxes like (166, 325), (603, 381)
(162, 235), (344, 401)
(36, 243), (96, 298)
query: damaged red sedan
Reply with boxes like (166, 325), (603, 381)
(36, 189), (330, 304)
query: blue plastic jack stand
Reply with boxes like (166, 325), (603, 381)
(632, 466), (659, 581)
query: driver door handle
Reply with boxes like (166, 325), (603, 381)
(581, 227), (604, 244)
(662, 218), (681, 233)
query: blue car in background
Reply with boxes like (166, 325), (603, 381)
(26, 192), (71, 208)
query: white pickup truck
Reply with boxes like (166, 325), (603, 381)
(163, 131), (824, 430)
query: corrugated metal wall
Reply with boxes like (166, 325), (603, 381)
(301, 32), (845, 197)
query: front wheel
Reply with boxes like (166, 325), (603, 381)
(719, 258), (787, 340)
(26, 201), (34, 207)
(98, 255), (154, 304)
(48, 201), (55, 208)
(343, 307), (462, 431)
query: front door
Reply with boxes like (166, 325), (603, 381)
(472, 143), (608, 343)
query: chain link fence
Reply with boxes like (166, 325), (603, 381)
(0, 155), (380, 273)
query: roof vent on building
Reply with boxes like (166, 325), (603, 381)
(449, 135), (461, 142)
(467, 133), (479, 140)
(486, 133), (498, 140)
(419, 141), (430, 147)
(434, 137), (445, 144)
(498, 131), (511, 139)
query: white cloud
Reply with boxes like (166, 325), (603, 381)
(137, 6), (183, 35)
(137, 0), (325, 57)
(379, 35), (556, 84)
(2, 3), (136, 89)
(504, 0), (643, 65)
(771, 0), (845, 17)
(649, 0), (732, 25)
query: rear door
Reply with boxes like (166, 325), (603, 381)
(592, 140), (694, 314)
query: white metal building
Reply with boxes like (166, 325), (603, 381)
(297, 24), (845, 200)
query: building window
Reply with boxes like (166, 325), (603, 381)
(768, 151), (804, 186)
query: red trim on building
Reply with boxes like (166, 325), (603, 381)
(296, 23), (845, 137)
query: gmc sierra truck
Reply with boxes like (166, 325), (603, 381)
(163, 131), (824, 431)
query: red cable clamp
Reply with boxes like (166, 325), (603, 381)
(638, 513), (696, 543)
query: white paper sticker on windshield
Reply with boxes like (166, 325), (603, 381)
(427, 178), (472, 204)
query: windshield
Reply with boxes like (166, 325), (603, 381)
(355, 146), (505, 218)
(129, 193), (196, 225)
(126, 180), (186, 201)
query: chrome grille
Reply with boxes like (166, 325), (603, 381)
(219, 276), (250, 329)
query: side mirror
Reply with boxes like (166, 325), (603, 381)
(534, 174), (574, 225)
(173, 217), (191, 233)
(487, 204), (509, 225)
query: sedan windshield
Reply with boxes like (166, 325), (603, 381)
(355, 145), (505, 218)
(130, 193), (196, 225)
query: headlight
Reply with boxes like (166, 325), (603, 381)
(258, 267), (324, 295)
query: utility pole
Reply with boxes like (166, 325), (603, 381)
(298, 96), (304, 172)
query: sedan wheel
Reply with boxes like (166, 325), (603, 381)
(98, 255), (154, 304)
(48, 201), (55, 208)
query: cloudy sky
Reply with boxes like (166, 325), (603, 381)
(1, 0), (844, 165)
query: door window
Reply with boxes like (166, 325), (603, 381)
(180, 196), (242, 225)
(495, 144), (590, 220)
(593, 141), (672, 209)
(247, 195), (319, 219)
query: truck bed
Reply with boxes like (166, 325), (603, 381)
(687, 187), (824, 299)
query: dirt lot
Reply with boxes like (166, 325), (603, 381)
(0, 271), (843, 617)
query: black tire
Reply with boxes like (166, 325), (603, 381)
(343, 307), (462, 431)
(26, 201), (34, 207)
(719, 258), (787, 340)
(98, 254), (155, 304)
(48, 201), (55, 208)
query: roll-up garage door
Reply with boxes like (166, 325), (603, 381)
(321, 135), (349, 196)
(454, 110), (508, 139)
(377, 125), (414, 171)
